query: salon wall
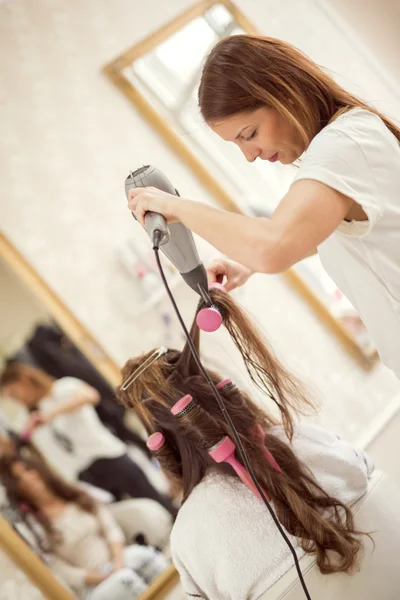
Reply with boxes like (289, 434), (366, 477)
(321, 0), (400, 85)
(1, 0), (400, 446)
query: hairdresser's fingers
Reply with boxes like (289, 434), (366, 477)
(127, 188), (147, 224)
(127, 187), (179, 224)
(207, 259), (253, 292)
(127, 187), (141, 210)
(207, 261), (237, 292)
(135, 199), (148, 227)
(206, 260), (227, 286)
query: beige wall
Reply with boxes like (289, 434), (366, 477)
(1, 0), (400, 446)
(322, 0), (400, 85)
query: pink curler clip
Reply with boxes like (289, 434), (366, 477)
(21, 431), (32, 442)
(208, 436), (270, 501)
(209, 282), (226, 293)
(254, 424), (282, 473)
(146, 432), (165, 452)
(171, 394), (194, 417)
(196, 306), (223, 333)
(216, 379), (233, 391)
(196, 282), (227, 333)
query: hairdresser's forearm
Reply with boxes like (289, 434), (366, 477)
(175, 200), (280, 273)
(46, 390), (99, 421)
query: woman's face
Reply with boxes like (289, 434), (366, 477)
(2, 380), (38, 407)
(210, 107), (305, 165)
(11, 462), (48, 502)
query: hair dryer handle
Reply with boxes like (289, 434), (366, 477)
(144, 212), (170, 247)
(125, 165), (173, 246)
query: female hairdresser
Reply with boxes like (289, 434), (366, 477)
(128, 35), (400, 379)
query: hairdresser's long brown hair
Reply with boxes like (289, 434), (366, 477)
(198, 34), (400, 147)
(119, 290), (364, 575)
(0, 363), (54, 404)
(0, 454), (97, 551)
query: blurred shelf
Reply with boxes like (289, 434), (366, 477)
(135, 272), (183, 316)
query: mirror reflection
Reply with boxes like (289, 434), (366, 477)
(293, 256), (377, 358)
(0, 258), (175, 599)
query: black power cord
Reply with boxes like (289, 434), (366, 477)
(152, 242), (312, 600)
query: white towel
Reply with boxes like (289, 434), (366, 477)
(170, 423), (373, 600)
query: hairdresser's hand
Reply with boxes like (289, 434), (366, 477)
(24, 411), (47, 433)
(127, 187), (181, 226)
(207, 258), (254, 292)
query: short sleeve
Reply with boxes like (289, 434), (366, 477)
(294, 113), (383, 235)
(50, 377), (92, 404)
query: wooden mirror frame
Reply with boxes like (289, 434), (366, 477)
(0, 232), (179, 598)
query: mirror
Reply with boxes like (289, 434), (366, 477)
(293, 256), (377, 360)
(104, 0), (378, 370)
(0, 236), (178, 599)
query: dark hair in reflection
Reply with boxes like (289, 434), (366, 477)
(118, 289), (364, 574)
(0, 363), (54, 401)
(0, 454), (96, 552)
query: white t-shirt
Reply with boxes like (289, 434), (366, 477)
(33, 377), (125, 480)
(171, 423), (373, 600)
(294, 108), (400, 378)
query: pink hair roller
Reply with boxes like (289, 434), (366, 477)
(21, 431), (32, 442)
(171, 394), (195, 417)
(196, 307), (222, 333)
(146, 432), (165, 452)
(216, 379), (233, 392)
(209, 282), (226, 292)
(196, 282), (227, 333)
(209, 436), (270, 501)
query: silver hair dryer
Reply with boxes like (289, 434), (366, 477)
(125, 165), (209, 300)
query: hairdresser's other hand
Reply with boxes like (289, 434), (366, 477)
(127, 187), (180, 226)
(24, 411), (47, 433)
(207, 258), (253, 292)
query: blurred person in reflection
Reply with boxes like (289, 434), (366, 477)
(0, 455), (169, 600)
(0, 406), (42, 460)
(0, 364), (176, 516)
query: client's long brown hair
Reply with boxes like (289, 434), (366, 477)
(119, 290), (363, 574)
(0, 454), (97, 551)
